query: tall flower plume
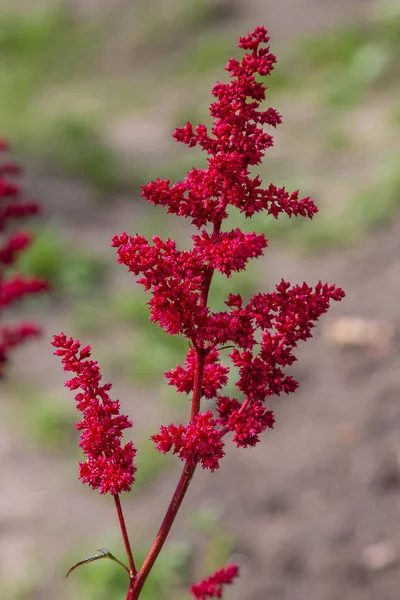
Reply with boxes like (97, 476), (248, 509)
(112, 27), (345, 471)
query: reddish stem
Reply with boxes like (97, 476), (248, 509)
(130, 348), (205, 597)
(129, 459), (196, 599)
(191, 349), (206, 421)
(126, 579), (135, 600)
(113, 494), (137, 578)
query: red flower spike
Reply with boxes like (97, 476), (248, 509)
(0, 141), (47, 376)
(52, 334), (137, 495)
(191, 564), (239, 599)
(114, 28), (344, 454)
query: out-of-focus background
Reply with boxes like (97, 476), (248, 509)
(1, 0), (400, 598)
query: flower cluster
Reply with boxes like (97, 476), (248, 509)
(112, 27), (345, 471)
(191, 565), (239, 599)
(0, 140), (48, 376)
(166, 349), (229, 398)
(52, 333), (137, 495)
(152, 410), (224, 471)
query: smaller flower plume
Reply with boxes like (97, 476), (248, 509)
(191, 564), (239, 599)
(52, 333), (137, 495)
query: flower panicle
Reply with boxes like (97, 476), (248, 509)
(52, 333), (137, 495)
(111, 28), (345, 469)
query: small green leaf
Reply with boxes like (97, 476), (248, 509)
(66, 548), (129, 578)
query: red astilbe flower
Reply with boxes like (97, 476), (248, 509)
(191, 564), (239, 599)
(52, 333), (137, 495)
(113, 27), (345, 473)
(0, 140), (48, 377)
(51, 27), (346, 600)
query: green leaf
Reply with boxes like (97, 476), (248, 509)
(66, 548), (129, 578)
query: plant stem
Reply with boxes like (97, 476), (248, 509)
(191, 349), (206, 421)
(113, 494), (137, 577)
(130, 342), (207, 598)
(126, 579), (135, 600)
(129, 459), (196, 599)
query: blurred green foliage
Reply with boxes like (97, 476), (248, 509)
(189, 507), (235, 576)
(190, 505), (223, 534)
(6, 382), (77, 452)
(38, 117), (119, 191)
(292, 152), (400, 251)
(133, 0), (229, 50)
(0, 6), (96, 126)
(202, 529), (234, 574)
(141, 150), (208, 190)
(299, 26), (369, 69)
(17, 228), (107, 297)
(298, 12), (400, 109)
(70, 298), (111, 336)
(0, 6), (95, 69)
(133, 434), (173, 492)
(0, 5), (124, 188)
(111, 291), (187, 385)
(178, 0), (226, 27)
(390, 101), (400, 125)
(22, 393), (76, 451)
(173, 105), (207, 130)
(208, 268), (260, 312)
(178, 33), (238, 75)
(322, 127), (353, 152)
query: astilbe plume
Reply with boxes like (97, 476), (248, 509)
(0, 140), (48, 376)
(112, 26), (344, 470)
(52, 333), (137, 495)
(53, 27), (344, 600)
